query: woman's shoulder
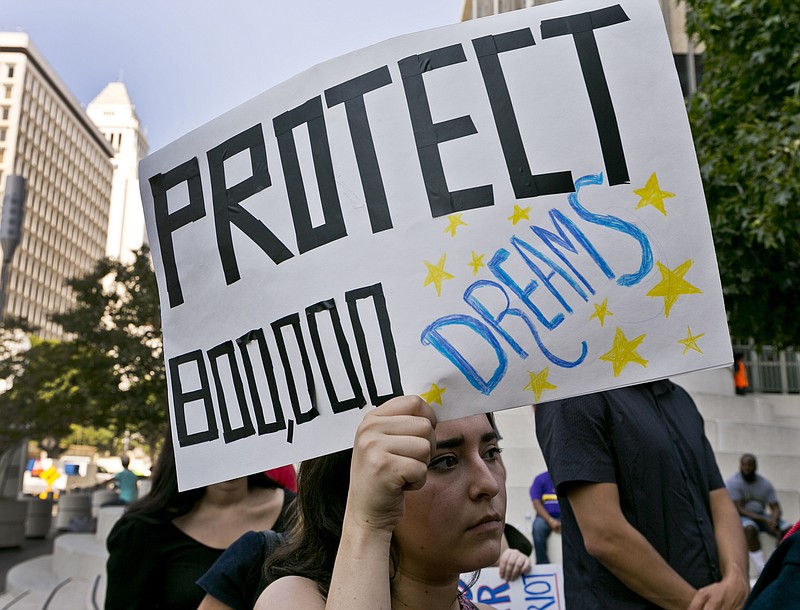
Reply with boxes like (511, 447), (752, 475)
(254, 575), (325, 609)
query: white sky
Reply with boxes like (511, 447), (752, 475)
(0, 0), (464, 152)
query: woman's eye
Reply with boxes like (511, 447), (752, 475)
(485, 446), (503, 461)
(429, 455), (458, 471)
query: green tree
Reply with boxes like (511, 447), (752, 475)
(685, 0), (800, 346)
(0, 247), (166, 451)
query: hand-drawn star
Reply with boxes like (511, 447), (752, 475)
(508, 204), (531, 225)
(589, 297), (613, 327)
(468, 251), (486, 275)
(420, 383), (446, 405)
(423, 254), (454, 297)
(524, 368), (558, 403)
(444, 213), (467, 237)
(679, 327), (705, 355)
(646, 260), (702, 317)
(634, 172), (675, 216)
(599, 327), (648, 377)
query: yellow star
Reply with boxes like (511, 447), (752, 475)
(634, 172), (675, 216)
(646, 260), (702, 317)
(444, 213), (467, 237)
(423, 254), (455, 297)
(599, 327), (648, 377)
(589, 297), (613, 327)
(420, 383), (446, 405)
(678, 327), (705, 355)
(524, 368), (558, 403)
(508, 204), (531, 225)
(468, 251), (486, 276)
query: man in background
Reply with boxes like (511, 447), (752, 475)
(113, 455), (140, 505)
(536, 380), (748, 609)
(727, 453), (791, 574)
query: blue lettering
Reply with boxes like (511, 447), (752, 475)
(420, 314), (507, 395)
(567, 172), (653, 286)
(488, 248), (566, 329)
(464, 280), (587, 369)
(477, 582), (511, 605)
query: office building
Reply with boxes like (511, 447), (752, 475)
(0, 32), (113, 339)
(86, 81), (149, 262)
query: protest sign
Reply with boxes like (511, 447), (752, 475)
(459, 565), (565, 609)
(140, 0), (731, 489)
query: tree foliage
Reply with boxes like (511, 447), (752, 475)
(0, 247), (166, 451)
(685, 0), (800, 346)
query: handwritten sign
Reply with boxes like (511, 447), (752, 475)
(460, 565), (566, 610)
(140, 0), (731, 489)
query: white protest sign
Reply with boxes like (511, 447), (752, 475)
(140, 0), (731, 489)
(459, 565), (565, 609)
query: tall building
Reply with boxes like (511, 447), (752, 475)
(461, 0), (703, 97)
(86, 81), (149, 262)
(0, 32), (114, 339)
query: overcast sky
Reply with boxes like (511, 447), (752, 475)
(0, 0), (464, 152)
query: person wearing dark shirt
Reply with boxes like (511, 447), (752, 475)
(535, 380), (748, 610)
(105, 432), (295, 610)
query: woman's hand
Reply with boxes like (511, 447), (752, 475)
(346, 395), (437, 534)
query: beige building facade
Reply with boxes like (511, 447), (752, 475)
(0, 33), (113, 339)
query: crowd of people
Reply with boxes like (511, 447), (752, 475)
(100, 381), (799, 610)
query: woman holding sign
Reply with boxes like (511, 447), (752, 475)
(255, 395), (506, 610)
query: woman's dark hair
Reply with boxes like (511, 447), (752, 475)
(264, 448), (352, 596)
(123, 429), (279, 523)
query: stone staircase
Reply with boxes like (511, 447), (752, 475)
(0, 505), (122, 610)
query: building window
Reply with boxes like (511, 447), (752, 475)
(0, 127), (6, 141)
(7, 65), (14, 78)
(3, 85), (11, 99)
(1, 106), (8, 120)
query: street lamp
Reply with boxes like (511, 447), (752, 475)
(0, 175), (27, 322)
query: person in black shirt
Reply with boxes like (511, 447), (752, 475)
(535, 380), (748, 609)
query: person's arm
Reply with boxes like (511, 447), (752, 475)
(767, 500), (783, 530)
(532, 498), (560, 532)
(257, 396), (436, 610)
(687, 488), (749, 610)
(325, 396), (436, 610)
(567, 481), (697, 610)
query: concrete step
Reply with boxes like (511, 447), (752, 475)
(705, 420), (800, 456)
(693, 393), (775, 424)
(52, 533), (107, 582)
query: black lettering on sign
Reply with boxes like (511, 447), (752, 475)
(346, 283), (403, 405)
(169, 349), (219, 447)
(149, 158), (206, 308)
(271, 313), (320, 425)
(399, 44), (494, 218)
(541, 5), (631, 185)
(273, 97), (348, 254)
(207, 340), (257, 443)
(306, 299), (366, 414)
(325, 66), (394, 234)
(207, 124), (294, 285)
(472, 29), (575, 198)
(236, 328), (287, 436)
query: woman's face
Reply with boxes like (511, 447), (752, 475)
(393, 414), (507, 581)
